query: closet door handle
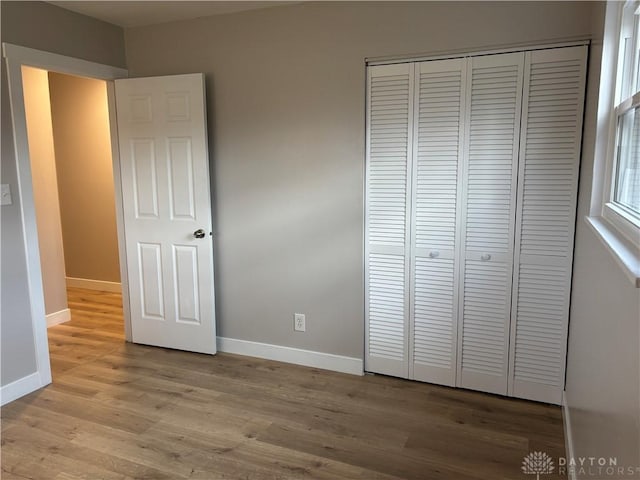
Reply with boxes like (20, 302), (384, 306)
(429, 251), (440, 258)
(481, 253), (492, 261)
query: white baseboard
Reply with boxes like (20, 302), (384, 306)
(66, 277), (121, 292)
(0, 372), (44, 406)
(46, 308), (71, 327)
(217, 337), (364, 376)
(562, 391), (577, 480)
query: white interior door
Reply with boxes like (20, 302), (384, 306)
(115, 73), (216, 354)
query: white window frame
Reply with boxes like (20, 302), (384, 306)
(602, 1), (640, 242)
(589, 0), (640, 287)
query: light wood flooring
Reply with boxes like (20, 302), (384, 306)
(1, 288), (566, 479)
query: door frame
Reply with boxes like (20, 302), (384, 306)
(2, 43), (131, 392)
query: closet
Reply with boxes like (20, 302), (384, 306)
(364, 45), (587, 405)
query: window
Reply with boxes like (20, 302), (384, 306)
(588, 0), (640, 286)
(604, 0), (640, 242)
(614, 105), (639, 212)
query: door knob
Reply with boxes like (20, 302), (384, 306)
(193, 229), (206, 239)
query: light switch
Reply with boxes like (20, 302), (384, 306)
(1, 184), (13, 206)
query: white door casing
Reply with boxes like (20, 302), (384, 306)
(115, 73), (216, 354)
(1, 43), (129, 402)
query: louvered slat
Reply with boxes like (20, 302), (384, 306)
(458, 53), (524, 395)
(369, 253), (406, 359)
(414, 65), (462, 250)
(368, 72), (410, 247)
(514, 264), (567, 385)
(365, 64), (412, 379)
(509, 46), (587, 405)
(465, 61), (520, 254)
(413, 258), (455, 366)
(461, 260), (510, 376)
(410, 59), (465, 386)
(520, 57), (581, 257)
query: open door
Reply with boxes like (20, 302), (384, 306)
(114, 73), (216, 354)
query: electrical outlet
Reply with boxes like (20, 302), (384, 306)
(294, 313), (306, 332)
(1, 184), (12, 206)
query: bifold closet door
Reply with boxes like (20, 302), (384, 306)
(365, 63), (413, 378)
(508, 46), (587, 404)
(410, 59), (466, 386)
(365, 46), (587, 402)
(457, 52), (524, 395)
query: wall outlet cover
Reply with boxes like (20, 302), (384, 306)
(294, 313), (305, 332)
(1, 184), (12, 206)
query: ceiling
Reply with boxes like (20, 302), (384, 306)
(48, 1), (297, 28)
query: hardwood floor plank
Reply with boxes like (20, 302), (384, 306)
(1, 287), (566, 479)
(11, 388), (157, 435)
(2, 425), (131, 480)
(256, 422), (486, 480)
(221, 437), (373, 479)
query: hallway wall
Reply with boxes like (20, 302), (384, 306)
(22, 66), (68, 317)
(49, 72), (120, 285)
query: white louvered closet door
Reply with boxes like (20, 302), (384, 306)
(508, 46), (587, 404)
(410, 59), (466, 386)
(365, 64), (413, 378)
(457, 53), (524, 395)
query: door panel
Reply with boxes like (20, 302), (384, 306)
(115, 73), (216, 354)
(457, 53), (524, 395)
(508, 46), (587, 404)
(167, 138), (196, 220)
(138, 242), (164, 319)
(410, 58), (466, 386)
(131, 140), (159, 218)
(173, 245), (200, 324)
(365, 63), (413, 378)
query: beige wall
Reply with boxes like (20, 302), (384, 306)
(0, 1), (124, 387)
(48, 72), (120, 283)
(125, 1), (594, 358)
(22, 66), (68, 316)
(565, 2), (640, 473)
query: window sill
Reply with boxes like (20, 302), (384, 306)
(585, 216), (640, 288)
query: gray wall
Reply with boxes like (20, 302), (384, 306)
(0, 1), (125, 387)
(565, 2), (640, 474)
(1, 1), (126, 68)
(6, 12), (637, 474)
(125, 1), (593, 358)
(1, 64), (38, 385)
